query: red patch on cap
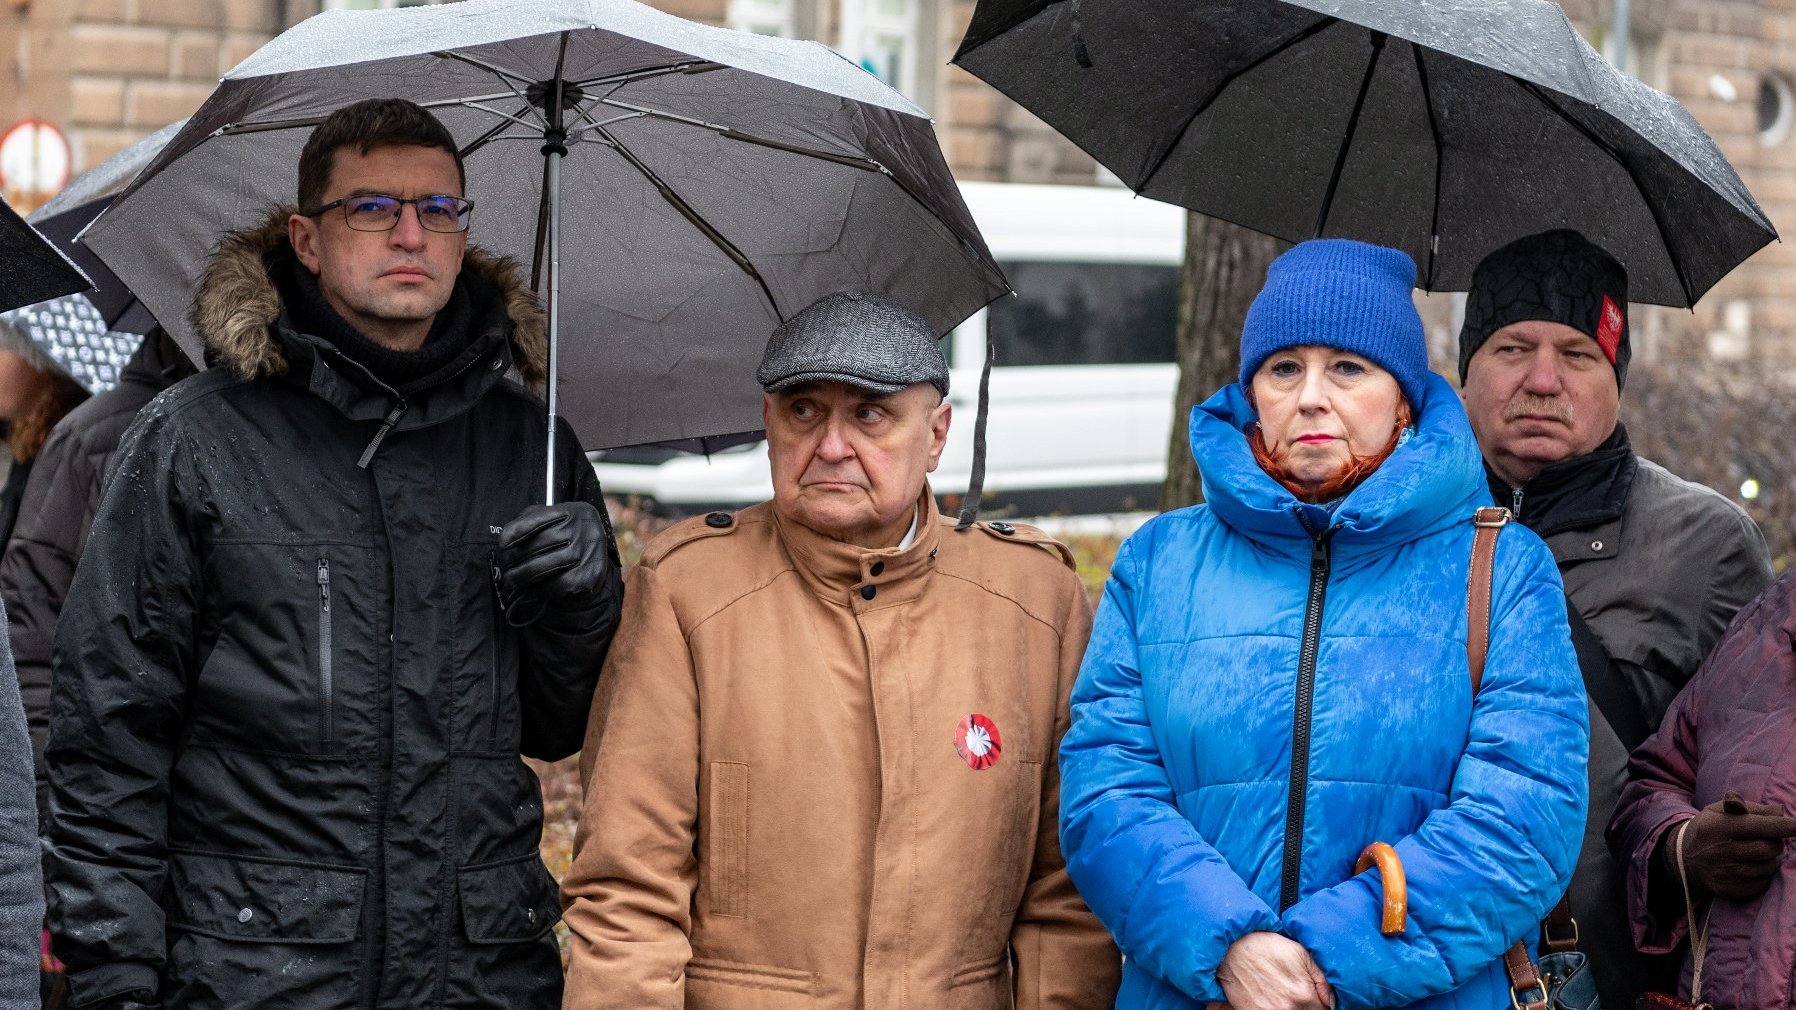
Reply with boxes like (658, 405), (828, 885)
(1596, 296), (1624, 363)
(954, 714), (1002, 770)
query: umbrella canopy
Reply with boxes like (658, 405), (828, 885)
(29, 120), (184, 332)
(0, 196), (92, 313)
(953, 0), (1776, 306)
(0, 295), (140, 393)
(83, 0), (1006, 452)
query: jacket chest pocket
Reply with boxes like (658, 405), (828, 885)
(440, 540), (518, 753)
(194, 542), (377, 754)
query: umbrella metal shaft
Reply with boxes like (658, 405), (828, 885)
(543, 143), (563, 506)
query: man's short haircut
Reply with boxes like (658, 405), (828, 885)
(296, 98), (465, 210)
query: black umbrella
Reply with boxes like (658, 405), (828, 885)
(82, 0), (1007, 503)
(954, 0), (1776, 306)
(0, 196), (92, 313)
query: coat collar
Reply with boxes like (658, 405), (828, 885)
(191, 208), (548, 391)
(772, 487), (941, 606)
(1189, 371), (1487, 562)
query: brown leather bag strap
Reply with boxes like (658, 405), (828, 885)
(1465, 506), (1510, 694)
(1504, 943), (1551, 1010)
(1464, 508), (1553, 1004)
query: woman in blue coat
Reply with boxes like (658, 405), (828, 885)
(1061, 239), (1588, 1010)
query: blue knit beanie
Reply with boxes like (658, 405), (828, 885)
(1238, 239), (1429, 409)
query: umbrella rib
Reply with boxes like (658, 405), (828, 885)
(594, 124), (783, 320)
(1411, 43), (1446, 290)
(1514, 78), (1696, 306)
(1135, 14), (1340, 196)
(575, 60), (726, 95)
(432, 49), (538, 89)
(216, 91), (532, 136)
(592, 98), (886, 173)
(460, 117), (518, 160)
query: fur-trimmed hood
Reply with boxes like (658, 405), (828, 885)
(191, 208), (547, 388)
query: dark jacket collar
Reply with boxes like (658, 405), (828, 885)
(1487, 423), (1637, 538)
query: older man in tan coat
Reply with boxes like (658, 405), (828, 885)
(561, 292), (1120, 1010)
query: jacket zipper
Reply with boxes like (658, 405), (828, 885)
(1510, 486), (1524, 519)
(489, 580), (503, 749)
(356, 399), (409, 469)
(317, 558), (333, 743)
(1279, 523), (1334, 912)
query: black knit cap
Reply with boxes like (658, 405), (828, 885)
(1458, 230), (1630, 389)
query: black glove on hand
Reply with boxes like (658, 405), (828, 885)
(494, 503), (613, 620)
(1662, 791), (1796, 900)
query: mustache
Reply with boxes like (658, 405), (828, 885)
(1502, 395), (1573, 424)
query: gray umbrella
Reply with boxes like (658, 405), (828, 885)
(0, 197), (92, 313)
(954, 0), (1775, 307)
(83, 0), (1006, 499)
(30, 120), (185, 333)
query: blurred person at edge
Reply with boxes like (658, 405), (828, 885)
(560, 291), (1121, 1010)
(1608, 567), (1796, 1010)
(1458, 231), (1774, 1007)
(0, 319), (88, 545)
(43, 98), (622, 1010)
(1060, 239), (1588, 1010)
(0, 600), (45, 1010)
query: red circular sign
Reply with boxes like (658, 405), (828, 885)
(954, 713), (1002, 770)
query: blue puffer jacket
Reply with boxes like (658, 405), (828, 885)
(1061, 374), (1587, 1010)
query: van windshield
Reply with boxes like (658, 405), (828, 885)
(988, 260), (1178, 366)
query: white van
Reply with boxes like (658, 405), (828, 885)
(590, 181), (1185, 516)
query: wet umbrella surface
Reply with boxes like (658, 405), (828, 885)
(0, 197), (92, 314)
(82, 0), (1006, 467)
(954, 0), (1776, 305)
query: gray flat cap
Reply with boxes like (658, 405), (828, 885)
(757, 291), (948, 396)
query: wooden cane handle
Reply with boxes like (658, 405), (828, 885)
(1354, 842), (1408, 936)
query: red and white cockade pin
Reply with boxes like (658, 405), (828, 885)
(954, 713), (1002, 770)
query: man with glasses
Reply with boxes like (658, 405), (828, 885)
(44, 98), (621, 1010)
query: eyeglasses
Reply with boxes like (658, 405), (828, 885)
(302, 193), (474, 233)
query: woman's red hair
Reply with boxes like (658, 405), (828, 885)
(1249, 398), (1414, 504)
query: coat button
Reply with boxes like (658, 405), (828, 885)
(1591, 540), (1604, 551)
(870, 561), (885, 576)
(237, 907), (254, 924)
(527, 908), (537, 925)
(705, 511), (733, 529)
(860, 585), (877, 601)
(990, 522), (1015, 535)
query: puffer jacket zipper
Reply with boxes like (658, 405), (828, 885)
(1279, 522), (1335, 911)
(1510, 486), (1524, 519)
(317, 558), (333, 743)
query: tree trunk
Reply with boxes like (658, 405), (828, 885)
(1161, 214), (1286, 510)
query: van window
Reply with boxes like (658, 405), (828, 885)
(987, 261), (1179, 366)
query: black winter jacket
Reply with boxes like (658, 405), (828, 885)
(3, 328), (194, 826)
(45, 214), (622, 1010)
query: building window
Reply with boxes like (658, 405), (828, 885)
(986, 261), (1179, 366)
(839, 0), (927, 103)
(1758, 74), (1793, 147)
(728, 0), (799, 37)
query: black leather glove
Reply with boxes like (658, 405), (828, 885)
(1661, 791), (1796, 900)
(494, 503), (613, 621)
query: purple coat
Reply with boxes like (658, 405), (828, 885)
(1608, 568), (1796, 1010)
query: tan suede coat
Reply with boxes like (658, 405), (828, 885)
(561, 494), (1120, 1010)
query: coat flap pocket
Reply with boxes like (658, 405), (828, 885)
(167, 850), (365, 944)
(457, 854), (561, 945)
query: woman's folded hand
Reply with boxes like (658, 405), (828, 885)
(1214, 931), (1335, 1010)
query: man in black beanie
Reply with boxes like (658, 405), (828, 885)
(1458, 229), (1772, 1006)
